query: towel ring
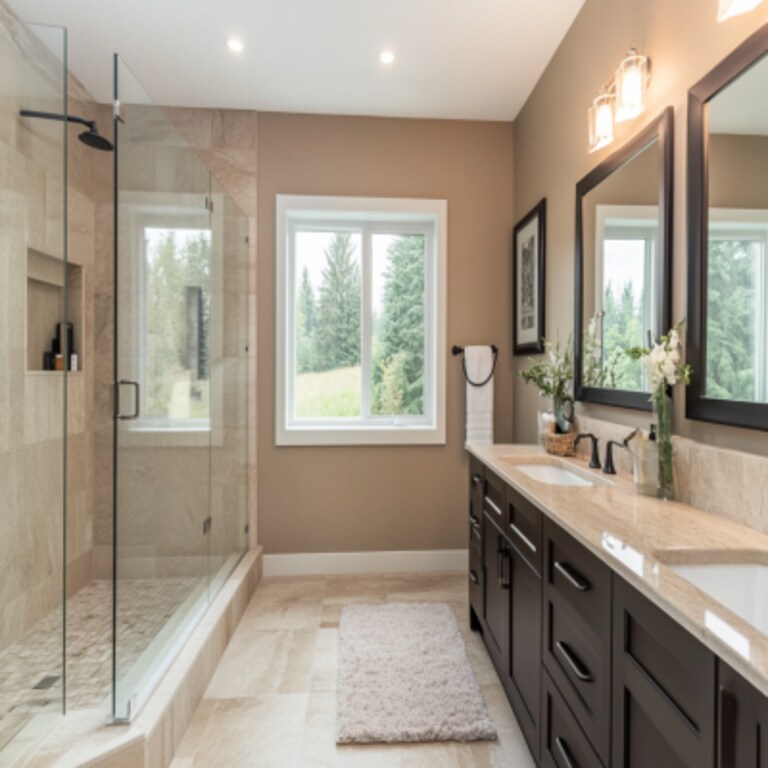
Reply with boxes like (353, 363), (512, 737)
(452, 345), (498, 387)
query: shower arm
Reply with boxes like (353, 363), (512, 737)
(19, 109), (95, 131)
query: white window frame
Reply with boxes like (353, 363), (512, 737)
(708, 208), (768, 402)
(276, 195), (447, 446)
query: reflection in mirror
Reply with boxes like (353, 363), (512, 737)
(575, 108), (673, 410)
(706, 55), (768, 403)
(687, 24), (768, 429)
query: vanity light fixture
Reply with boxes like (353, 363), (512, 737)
(588, 90), (615, 153)
(717, 0), (763, 21)
(587, 47), (651, 152)
(615, 49), (650, 122)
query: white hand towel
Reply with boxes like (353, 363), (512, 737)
(464, 345), (494, 446)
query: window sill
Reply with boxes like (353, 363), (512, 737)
(276, 424), (446, 447)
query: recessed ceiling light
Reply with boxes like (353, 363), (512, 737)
(227, 37), (244, 54)
(379, 50), (395, 65)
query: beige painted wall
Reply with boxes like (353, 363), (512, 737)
(513, 0), (768, 455)
(257, 113), (515, 554)
(710, 133), (768, 207)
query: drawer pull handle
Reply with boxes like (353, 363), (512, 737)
(484, 497), (503, 517)
(471, 473), (482, 487)
(554, 561), (591, 592)
(509, 522), (536, 553)
(555, 736), (579, 768)
(469, 570), (479, 585)
(555, 641), (593, 682)
(469, 512), (480, 527)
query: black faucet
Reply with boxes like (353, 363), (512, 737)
(603, 440), (626, 475)
(575, 433), (601, 469)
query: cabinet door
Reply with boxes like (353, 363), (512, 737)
(612, 577), (716, 768)
(718, 660), (768, 768)
(482, 512), (510, 675)
(506, 544), (542, 761)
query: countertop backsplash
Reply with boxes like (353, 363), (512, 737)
(574, 415), (768, 536)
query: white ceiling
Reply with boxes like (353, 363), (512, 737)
(9, 0), (585, 121)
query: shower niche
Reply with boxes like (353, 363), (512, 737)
(26, 247), (83, 372)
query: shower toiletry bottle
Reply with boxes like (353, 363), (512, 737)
(70, 353), (78, 372)
(57, 322), (74, 371)
(54, 354), (64, 371)
(633, 424), (658, 497)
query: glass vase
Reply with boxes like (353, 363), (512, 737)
(652, 387), (674, 500)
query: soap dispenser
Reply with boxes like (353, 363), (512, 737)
(632, 425), (659, 497)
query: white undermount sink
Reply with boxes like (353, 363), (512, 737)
(669, 563), (768, 636)
(506, 461), (610, 487)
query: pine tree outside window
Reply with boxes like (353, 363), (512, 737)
(276, 196), (447, 446)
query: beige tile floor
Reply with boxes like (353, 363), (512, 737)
(170, 572), (535, 768)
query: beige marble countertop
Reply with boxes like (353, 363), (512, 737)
(467, 442), (768, 698)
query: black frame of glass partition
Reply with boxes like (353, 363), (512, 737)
(686, 23), (768, 431)
(574, 107), (674, 410)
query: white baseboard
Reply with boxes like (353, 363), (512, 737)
(263, 549), (469, 577)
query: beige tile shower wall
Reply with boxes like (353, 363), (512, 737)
(511, 0), (768, 527)
(0, 1), (104, 650)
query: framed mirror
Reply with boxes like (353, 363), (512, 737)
(687, 24), (768, 430)
(574, 107), (674, 410)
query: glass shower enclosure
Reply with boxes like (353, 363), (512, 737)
(112, 55), (249, 720)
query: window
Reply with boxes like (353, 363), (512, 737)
(119, 193), (221, 444)
(276, 195), (447, 445)
(706, 209), (768, 403)
(593, 205), (659, 390)
(142, 226), (211, 426)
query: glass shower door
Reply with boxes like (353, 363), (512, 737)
(112, 54), (212, 720)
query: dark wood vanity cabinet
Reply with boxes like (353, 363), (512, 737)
(717, 660), (768, 768)
(543, 518), (612, 766)
(466, 456), (768, 768)
(612, 577), (716, 768)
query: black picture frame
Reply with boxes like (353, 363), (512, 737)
(574, 107), (674, 411)
(687, 23), (768, 431)
(513, 199), (546, 355)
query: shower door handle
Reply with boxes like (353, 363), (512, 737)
(115, 380), (141, 420)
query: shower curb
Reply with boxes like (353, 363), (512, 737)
(21, 548), (263, 768)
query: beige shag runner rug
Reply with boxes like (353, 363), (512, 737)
(336, 602), (497, 744)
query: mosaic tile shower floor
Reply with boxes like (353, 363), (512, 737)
(0, 578), (199, 753)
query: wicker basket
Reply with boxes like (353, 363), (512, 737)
(541, 430), (577, 457)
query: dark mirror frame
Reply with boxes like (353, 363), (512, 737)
(574, 107), (674, 410)
(687, 23), (768, 431)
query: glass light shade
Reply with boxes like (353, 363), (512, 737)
(717, 0), (763, 20)
(588, 93), (614, 153)
(615, 51), (649, 122)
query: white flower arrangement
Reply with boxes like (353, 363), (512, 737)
(642, 326), (690, 390)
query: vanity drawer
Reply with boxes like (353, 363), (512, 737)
(542, 668), (603, 768)
(545, 518), (610, 631)
(469, 456), (484, 526)
(483, 469), (506, 528)
(543, 518), (611, 763)
(507, 484), (542, 574)
(546, 597), (608, 755)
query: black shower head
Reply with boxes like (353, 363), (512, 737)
(19, 109), (114, 152)
(78, 124), (113, 152)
